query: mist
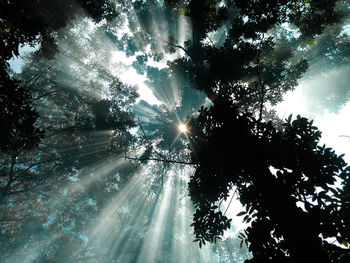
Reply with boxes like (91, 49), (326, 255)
(1, 1), (350, 262)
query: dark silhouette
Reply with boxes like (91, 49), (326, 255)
(1, 0), (350, 262)
(163, 0), (350, 262)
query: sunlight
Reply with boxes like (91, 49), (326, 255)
(178, 123), (188, 134)
(67, 155), (128, 194)
(135, 174), (173, 263)
(1, 2), (253, 263)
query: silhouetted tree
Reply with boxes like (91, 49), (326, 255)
(2, 0), (350, 262)
(0, 20), (141, 261)
(161, 0), (350, 262)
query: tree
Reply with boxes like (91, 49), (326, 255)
(296, 17), (350, 113)
(0, 0), (119, 168)
(0, 0), (117, 63)
(160, 0), (350, 262)
(2, 0), (350, 262)
(0, 19), (141, 262)
(0, 63), (44, 154)
(188, 103), (350, 262)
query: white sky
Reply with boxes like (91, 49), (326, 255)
(276, 85), (350, 164)
(8, 45), (38, 73)
(111, 50), (163, 105)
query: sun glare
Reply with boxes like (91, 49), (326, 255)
(178, 123), (188, 133)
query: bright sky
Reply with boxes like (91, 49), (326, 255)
(8, 45), (38, 73)
(276, 85), (350, 164)
(110, 50), (162, 105)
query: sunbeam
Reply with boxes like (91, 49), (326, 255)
(4, 0), (350, 261)
(0, 1), (262, 262)
(135, 174), (173, 263)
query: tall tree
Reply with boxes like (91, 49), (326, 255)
(0, 19), (141, 262)
(161, 0), (350, 262)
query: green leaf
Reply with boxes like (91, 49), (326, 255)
(341, 240), (349, 248)
(236, 211), (246, 216)
(307, 38), (315, 45)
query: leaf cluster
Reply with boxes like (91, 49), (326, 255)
(187, 101), (350, 262)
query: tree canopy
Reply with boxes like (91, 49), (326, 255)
(1, 0), (350, 263)
(164, 0), (350, 262)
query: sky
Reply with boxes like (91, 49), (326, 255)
(276, 83), (350, 164)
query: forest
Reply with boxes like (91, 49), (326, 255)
(1, 0), (350, 262)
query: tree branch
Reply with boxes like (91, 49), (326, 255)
(256, 51), (265, 123)
(13, 158), (60, 182)
(255, 35), (266, 124)
(137, 119), (167, 160)
(133, 119), (196, 165)
(0, 155), (17, 204)
(125, 155), (197, 165)
(224, 188), (238, 215)
(33, 90), (59, 100)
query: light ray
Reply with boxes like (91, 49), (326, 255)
(135, 174), (174, 263)
(2, 2), (252, 263)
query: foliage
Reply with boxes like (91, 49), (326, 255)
(187, 101), (350, 262)
(0, 0), (117, 62)
(0, 64), (44, 154)
(0, 0), (119, 162)
(1, 0), (350, 262)
(0, 19), (140, 262)
(160, 0), (350, 262)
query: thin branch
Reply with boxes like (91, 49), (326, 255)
(24, 58), (59, 87)
(23, 48), (68, 88)
(219, 197), (225, 211)
(224, 188), (238, 215)
(7, 188), (49, 197)
(256, 52), (265, 122)
(8, 155), (16, 181)
(138, 119), (167, 160)
(174, 44), (190, 57)
(33, 90), (59, 100)
(0, 155), (17, 204)
(125, 155), (197, 165)
(255, 34), (266, 123)
(13, 158), (60, 182)
(6, 173), (55, 197)
(165, 41), (190, 57)
(207, 36), (215, 46)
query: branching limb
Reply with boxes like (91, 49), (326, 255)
(224, 188), (238, 215)
(0, 155), (17, 204)
(256, 51), (265, 123)
(137, 119), (167, 160)
(33, 90), (59, 100)
(13, 157), (60, 181)
(125, 155), (197, 165)
(255, 34), (266, 124)
(126, 120), (196, 165)
(166, 41), (191, 57)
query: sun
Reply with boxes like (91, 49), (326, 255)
(178, 123), (188, 134)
